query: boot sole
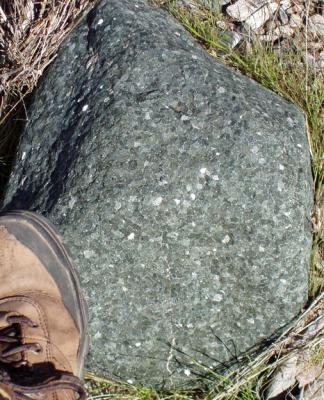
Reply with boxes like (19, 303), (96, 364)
(0, 210), (89, 378)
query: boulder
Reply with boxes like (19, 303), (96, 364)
(2, 0), (313, 387)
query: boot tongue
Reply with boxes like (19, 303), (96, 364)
(0, 383), (15, 400)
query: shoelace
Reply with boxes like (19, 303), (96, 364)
(0, 312), (86, 400)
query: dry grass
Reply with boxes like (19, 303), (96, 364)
(0, 0), (97, 121)
(0, 0), (97, 188)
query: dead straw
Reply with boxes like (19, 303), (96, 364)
(0, 0), (97, 123)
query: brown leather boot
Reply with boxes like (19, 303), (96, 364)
(0, 211), (88, 400)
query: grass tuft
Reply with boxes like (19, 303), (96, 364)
(85, 372), (205, 400)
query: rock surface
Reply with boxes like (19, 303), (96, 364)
(308, 13), (324, 37)
(2, 0), (313, 387)
(244, 2), (278, 30)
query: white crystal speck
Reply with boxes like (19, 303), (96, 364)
(127, 233), (135, 240)
(222, 235), (230, 244)
(152, 196), (163, 206)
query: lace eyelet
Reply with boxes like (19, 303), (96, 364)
(33, 343), (43, 354)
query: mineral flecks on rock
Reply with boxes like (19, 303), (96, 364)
(3, 0), (313, 388)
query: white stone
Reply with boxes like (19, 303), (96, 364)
(228, 31), (242, 48)
(227, 0), (258, 21)
(82, 104), (89, 112)
(309, 14), (324, 37)
(216, 20), (227, 30)
(97, 18), (104, 25)
(244, 3), (278, 31)
(227, 0), (273, 24)
(289, 13), (303, 28)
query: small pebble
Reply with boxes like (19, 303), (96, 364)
(216, 20), (227, 30)
(227, 31), (242, 48)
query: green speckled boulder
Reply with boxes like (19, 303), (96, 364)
(2, 0), (313, 388)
